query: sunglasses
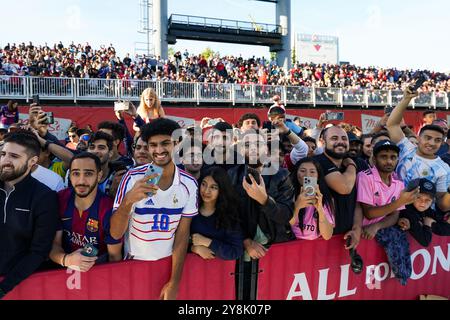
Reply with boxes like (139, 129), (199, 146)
(69, 134), (77, 138)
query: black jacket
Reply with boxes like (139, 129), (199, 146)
(399, 204), (444, 247)
(0, 174), (59, 294)
(228, 164), (295, 244)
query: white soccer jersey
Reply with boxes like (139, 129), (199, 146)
(113, 164), (198, 261)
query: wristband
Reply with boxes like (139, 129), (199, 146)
(286, 129), (292, 136)
(62, 254), (68, 267)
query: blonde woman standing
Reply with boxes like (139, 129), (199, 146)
(134, 88), (165, 132)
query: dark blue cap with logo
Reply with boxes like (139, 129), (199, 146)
(373, 139), (400, 156)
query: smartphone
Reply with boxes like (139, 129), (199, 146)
(409, 73), (427, 92)
(245, 166), (261, 185)
(303, 176), (317, 196)
(346, 236), (352, 248)
(384, 106), (394, 114)
(32, 94), (40, 106)
(44, 112), (54, 125)
(114, 101), (130, 112)
(406, 178), (420, 192)
(325, 112), (344, 121)
(81, 243), (98, 257)
(145, 164), (163, 186)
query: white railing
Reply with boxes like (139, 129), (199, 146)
(0, 76), (448, 109)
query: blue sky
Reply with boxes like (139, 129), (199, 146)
(1, 0), (448, 71)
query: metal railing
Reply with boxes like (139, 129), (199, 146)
(169, 14), (282, 34)
(0, 76), (448, 109)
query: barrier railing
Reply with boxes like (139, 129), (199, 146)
(0, 76), (448, 109)
(4, 234), (448, 300)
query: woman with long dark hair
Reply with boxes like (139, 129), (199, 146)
(190, 166), (243, 260)
(290, 157), (335, 240)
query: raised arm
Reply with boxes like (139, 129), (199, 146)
(386, 89), (418, 143)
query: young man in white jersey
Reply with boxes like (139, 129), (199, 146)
(110, 118), (198, 300)
(386, 88), (450, 212)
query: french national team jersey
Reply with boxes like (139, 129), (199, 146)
(357, 166), (405, 226)
(396, 137), (450, 193)
(113, 164), (198, 261)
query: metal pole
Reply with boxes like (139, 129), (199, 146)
(153, 0), (168, 60)
(276, 0), (292, 70)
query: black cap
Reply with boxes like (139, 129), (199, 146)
(418, 178), (436, 196)
(347, 132), (362, 144)
(373, 139), (400, 156)
(213, 121), (232, 132)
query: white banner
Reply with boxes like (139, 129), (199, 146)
(361, 114), (381, 134)
(18, 113), (72, 140)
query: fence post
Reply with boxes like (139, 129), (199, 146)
(363, 89), (369, 108)
(231, 84), (235, 106)
(339, 88), (343, 108)
(196, 82), (200, 105)
(252, 84), (255, 106)
(312, 84), (316, 107)
(388, 90), (392, 108)
(72, 78), (77, 103)
(117, 80), (122, 100)
(431, 91), (436, 109)
(445, 92), (449, 110)
(282, 86), (287, 106)
(25, 76), (30, 103)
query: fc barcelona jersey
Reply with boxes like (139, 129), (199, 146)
(57, 188), (121, 256)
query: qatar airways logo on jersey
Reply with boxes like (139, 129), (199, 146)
(64, 230), (98, 247)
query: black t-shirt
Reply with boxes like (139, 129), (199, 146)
(313, 153), (357, 235)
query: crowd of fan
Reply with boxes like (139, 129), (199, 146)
(1, 42), (450, 93)
(0, 78), (449, 298)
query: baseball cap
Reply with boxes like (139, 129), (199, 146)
(347, 132), (362, 144)
(418, 178), (436, 197)
(268, 104), (286, 116)
(373, 139), (400, 156)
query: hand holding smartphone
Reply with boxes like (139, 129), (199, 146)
(245, 166), (261, 185)
(81, 243), (98, 257)
(303, 176), (317, 196)
(144, 164), (163, 196)
(409, 73), (427, 93)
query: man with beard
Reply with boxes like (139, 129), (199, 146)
(111, 119), (198, 300)
(347, 132), (370, 172)
(86, 132), (118, 198)
(357, 140), (419, 239)
(387, 89), (450, 212)
(179, 138), (204, 183)
(228, 130), (294, 299)
(49, 153), (123, 272)
(0, 131), (58, 299)
(312, 126), (363, 249)
(203, 122), (243, 172)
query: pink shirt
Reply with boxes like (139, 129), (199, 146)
(357, 166), (405, 227)
(291, 205), (335, 240)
